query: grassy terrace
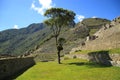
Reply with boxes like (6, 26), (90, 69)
(17, 59), (120, 80)
(73, 48), (120, 54)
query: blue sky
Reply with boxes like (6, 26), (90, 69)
(0, 0), (120, 31)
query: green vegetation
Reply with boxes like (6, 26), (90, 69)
(44, 8), (76, 64)
(109, 48), (120, 54)
(73, 48), (120, 54)
(89, 29), (99, 35)
(0, 23), (52, 55)
(17, 59), (120, 80)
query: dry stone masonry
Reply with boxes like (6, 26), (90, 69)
(0, 57), (35, 80)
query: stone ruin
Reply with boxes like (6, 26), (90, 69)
(86, 35), (98, 41)
(103, 16), (120, 30)
(87, 16), (120, 41)
(103, 23), (113, 30)
(112, 16), (120, 25)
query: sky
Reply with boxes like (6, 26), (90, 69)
(0, 0), (120, 31)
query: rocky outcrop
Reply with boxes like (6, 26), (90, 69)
(112, 16), (120, 25)
(110, 54), (120, 67)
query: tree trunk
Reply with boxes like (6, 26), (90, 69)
(55, 36), (58, 46)
(55, 36), (62, 64)
(57, 50), (61, 64)
(55, 36), (60, 64)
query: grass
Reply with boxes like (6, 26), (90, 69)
(16, 59), (120, 80)
(109, 48), (120, 54)
(89, 29), (99, 35)
(73, 48), (120, 54)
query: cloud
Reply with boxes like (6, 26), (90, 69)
(76, 15), (85, 22)
(13, 25), (19, 29)
(31, 0), (55, 15)
(92, 16), (97, 18)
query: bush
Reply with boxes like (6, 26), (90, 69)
(73, 55), (77, 59)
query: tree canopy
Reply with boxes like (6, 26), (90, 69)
(44, 8), (76, 38)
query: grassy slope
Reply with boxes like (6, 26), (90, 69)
(34, 18), (110, 54)
(73, 48), (120, 54)
(81, 18), (110, 28)
(34, 27), (86, 54)
(109, 48), (120, 54)
(0, 23), (52, 55)
(17, 59), (120, 80)
(81, 18), (110, 35)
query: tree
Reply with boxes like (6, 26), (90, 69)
(44, 8), (76, 64)
(57, 37), (66, 63)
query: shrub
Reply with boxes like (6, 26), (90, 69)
(73, 55), (77, 59)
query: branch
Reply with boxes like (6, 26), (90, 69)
(51, 26), (56, 36)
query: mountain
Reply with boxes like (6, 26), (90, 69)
(0, 18), (111, 56)
(0, 23), (52, 56)
(70, 16), (120, 52)
(80, 18), (110, 35)
(81, 18), (110, 28)
(82, 16), (120, 50)
(33, 18), (110, 54)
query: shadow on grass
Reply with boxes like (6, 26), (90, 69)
(68, 62), (85, 66)
(68, 50), (113, 68)
(68, 62), (111, 68)
(88, 50), (112, 66)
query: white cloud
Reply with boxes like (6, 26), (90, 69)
(76, 15), (85, 22)
(92, 16), (97, 18)
(31, 0), (55, 15)
(13, 25), (19, 29)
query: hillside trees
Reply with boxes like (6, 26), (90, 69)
(44, 8), (76, 64)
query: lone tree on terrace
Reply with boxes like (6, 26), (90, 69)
(44, 8), (76, 64)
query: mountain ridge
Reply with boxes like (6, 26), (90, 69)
(70, 16), (120, 53)
(0, 23), (51, 55)
(0, 17), (111, 56)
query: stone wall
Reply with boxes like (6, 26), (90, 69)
(65, 53), (120, 67)
(110, 54), (120, 67)
(0, 57), (35, 80)
(88, 51), (112, 66)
